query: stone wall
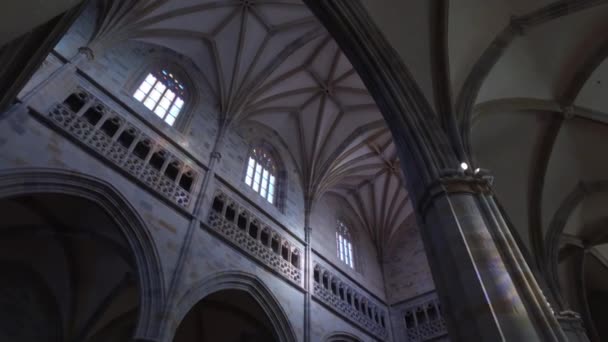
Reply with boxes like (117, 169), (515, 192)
(0, 67), (389, 341)
(383, 216), (435, 305)
(0, 4), (443, 339)
(311, 193), (386, 299)
(49, 12), (388, 298)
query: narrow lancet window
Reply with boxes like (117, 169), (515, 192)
(133, 70), (185, 126)
(336, 220), (354, 268)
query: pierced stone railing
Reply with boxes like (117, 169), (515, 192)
(313, 263), (388, 340)
(402, 292), (447, 341)
(207, 191), (302, 285)
(45, 87), (199, 209)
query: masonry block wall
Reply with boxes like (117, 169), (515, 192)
(311, 193), (386, 299)
(383, 215), (435, 305)
(0, 5), (448, 341)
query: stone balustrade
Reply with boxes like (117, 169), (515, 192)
(313, 263), (388, 339)
(45, 87), (199, 209)
(400, 292), (447, 341)
(207, 190), (302, 285)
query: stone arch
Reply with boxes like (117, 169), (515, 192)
(0, 167), (165, 340)
(168, 271), (297, 342)
(543, 180), (608, 341)
(324, 331), (363, 342)
(303, 3), (570, 341)
(545, 180), (608, 302)
(303, 1), (458, 199)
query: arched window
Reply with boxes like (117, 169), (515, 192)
(244, 147), (277, 204)
(336, 220), (354, 269)
(133, 69), (185, 126)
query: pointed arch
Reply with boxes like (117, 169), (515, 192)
(168, 271), (297, 342)
(545, 180), (608, 305)
(0, 168), (166, 340)
(324, 331), (363, 342)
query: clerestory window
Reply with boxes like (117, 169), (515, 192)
(244, 148), (277, 205)
(133, 70), (185, 126)
(337, 220), (354, 269)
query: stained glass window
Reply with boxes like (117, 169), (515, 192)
(133, 70), (185, 126)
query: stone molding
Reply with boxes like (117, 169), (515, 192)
(0, 168), (166, 340)
(207, 191), (303, 285)
(303, 0), (458, 200)
(313, 263), (388, 339)
(167, 271), (298, 342)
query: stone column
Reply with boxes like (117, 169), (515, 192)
(159, 123), (227, 340)
(301, 1), (569, 340)
(419, 173), (566, 341)
(303, 205), (312, 342)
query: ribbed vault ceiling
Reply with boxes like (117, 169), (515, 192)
(352, 0), (608, 264)
(89, 0), (410, 251)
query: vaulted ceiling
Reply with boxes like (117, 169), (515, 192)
(84, 0), (608, 264)
(87, 0), (409, 252)
(357, 2), (608, 334)
(357, 0), (608, 257)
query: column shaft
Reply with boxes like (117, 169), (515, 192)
(419, 177), (566, 341)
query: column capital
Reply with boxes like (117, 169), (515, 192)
(419, 171), (493, 217)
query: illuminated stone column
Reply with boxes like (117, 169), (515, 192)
(418, 172), (566, 341)
(304, 0), (571, 339)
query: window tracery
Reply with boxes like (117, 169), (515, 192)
(337, 220), (354, 269)
(133, 70), (185, 126)
(244, 147), (277, 204)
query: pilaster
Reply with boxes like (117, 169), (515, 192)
(303, 207), (313, 342)
(158, 123), (227, 341)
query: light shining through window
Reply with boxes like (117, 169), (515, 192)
(245, 148), (277, 204)
(337, 220), (354, 269)
(133, 70), (185, 126)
